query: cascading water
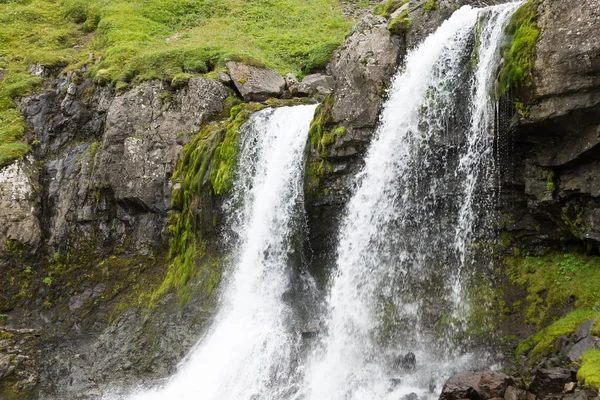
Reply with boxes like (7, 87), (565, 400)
(301, 3), (520, 400)
(118, 104), (317, 400)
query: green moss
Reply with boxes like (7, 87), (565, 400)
(466, 272), (507, 336)
(388, 10), (412, 35)
(171, 72), (193, 88)
(211, 103), (265, 195)
(423, 0), (438, 13)
(506, 252), (600, 327)
(516, 309), (599, 360)
(578, 349), (600, 389)
(374, 0), (408, 18)
(497, 0), (540, 97)
(308, 93), (335, 157)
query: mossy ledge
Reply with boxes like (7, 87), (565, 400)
(497, 0), (541, 97)
(505, 251), (600, 327)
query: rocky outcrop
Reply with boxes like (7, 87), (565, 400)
(0, 159), (41, 253)
(1, 72), (231, 398)
(501, 0), (600, 251)
(440, 370), (514, 400)
(226, 61), (286, 101)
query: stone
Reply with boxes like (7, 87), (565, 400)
(217, 71), (232, 85)
(395, 352), (416, 371)
(284, 73), (299, 91)
(226, 61), (285, 101)
(505, 386), (527, 400)
(297, 73), (335, 97)
(528, 367), (574, 399)
(563, 382), (576, 393)
(441, 370), (514, 400)
(567, 320), (596, 362)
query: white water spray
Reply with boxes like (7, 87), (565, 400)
(302, 4), (519, 400)
(122, 104), (316, 400)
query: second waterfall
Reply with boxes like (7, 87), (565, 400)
(302, 3), (519, 400)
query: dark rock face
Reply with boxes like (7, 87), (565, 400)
(440, 370), (514, 400)
(502, 0), (600, 250)
(226, 61), (286, 101)
(0, 74), (230, 398)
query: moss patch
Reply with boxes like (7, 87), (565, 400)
(505, 252), (600, 326)
(388, 10), (412, 35)
(516, 308), (599, 361)
(578, 348), (600, 389)
(423, 0), (438, 13)
(497, 0), (540, 97)
(307, 93), (337, 157)
(374, 0), (408, 18)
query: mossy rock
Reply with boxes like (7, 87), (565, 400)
(497, 0), (541, 97)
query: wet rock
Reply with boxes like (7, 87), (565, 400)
(226, 61), (285, 101)
(297, 73), (335, 98)
(527, 367), (574, 399)
(395, 352), (417, 371)
(440, 370), (514, 400)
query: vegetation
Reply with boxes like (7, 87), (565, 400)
(423, 0), (438, 13)
(373, 0), (408, 18)
(388, 10), (412, 35)
(578, 349), (600, 389)
(505, 252), (600, 327)
(0, 0), (350, 169)
(516, 308), (600, 360)
(497, 0), (540, 96)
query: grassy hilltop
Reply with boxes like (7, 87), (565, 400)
(0, 0), (351, 167)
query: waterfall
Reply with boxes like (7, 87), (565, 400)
(122, 104), (317, 400)
(301, 3), (519, 400)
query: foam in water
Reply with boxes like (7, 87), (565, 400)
(119, 104), (316, 400)
(301, 4), (520, 400)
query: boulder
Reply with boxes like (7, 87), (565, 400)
(297, 73), (335, 97)
(527, 367), (574, 399)
(226, 61), (285, 101)
(440, 370), (514, 400)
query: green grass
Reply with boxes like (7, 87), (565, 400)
(497, 0), (540, 96)
(0, 0), (351, 169)
(373, 0), (408, 18)
(516, 308), (600, 361)
(578, 349), (600, 389)
(0, 0), (84, 167)
(506, 252), (600, 326)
